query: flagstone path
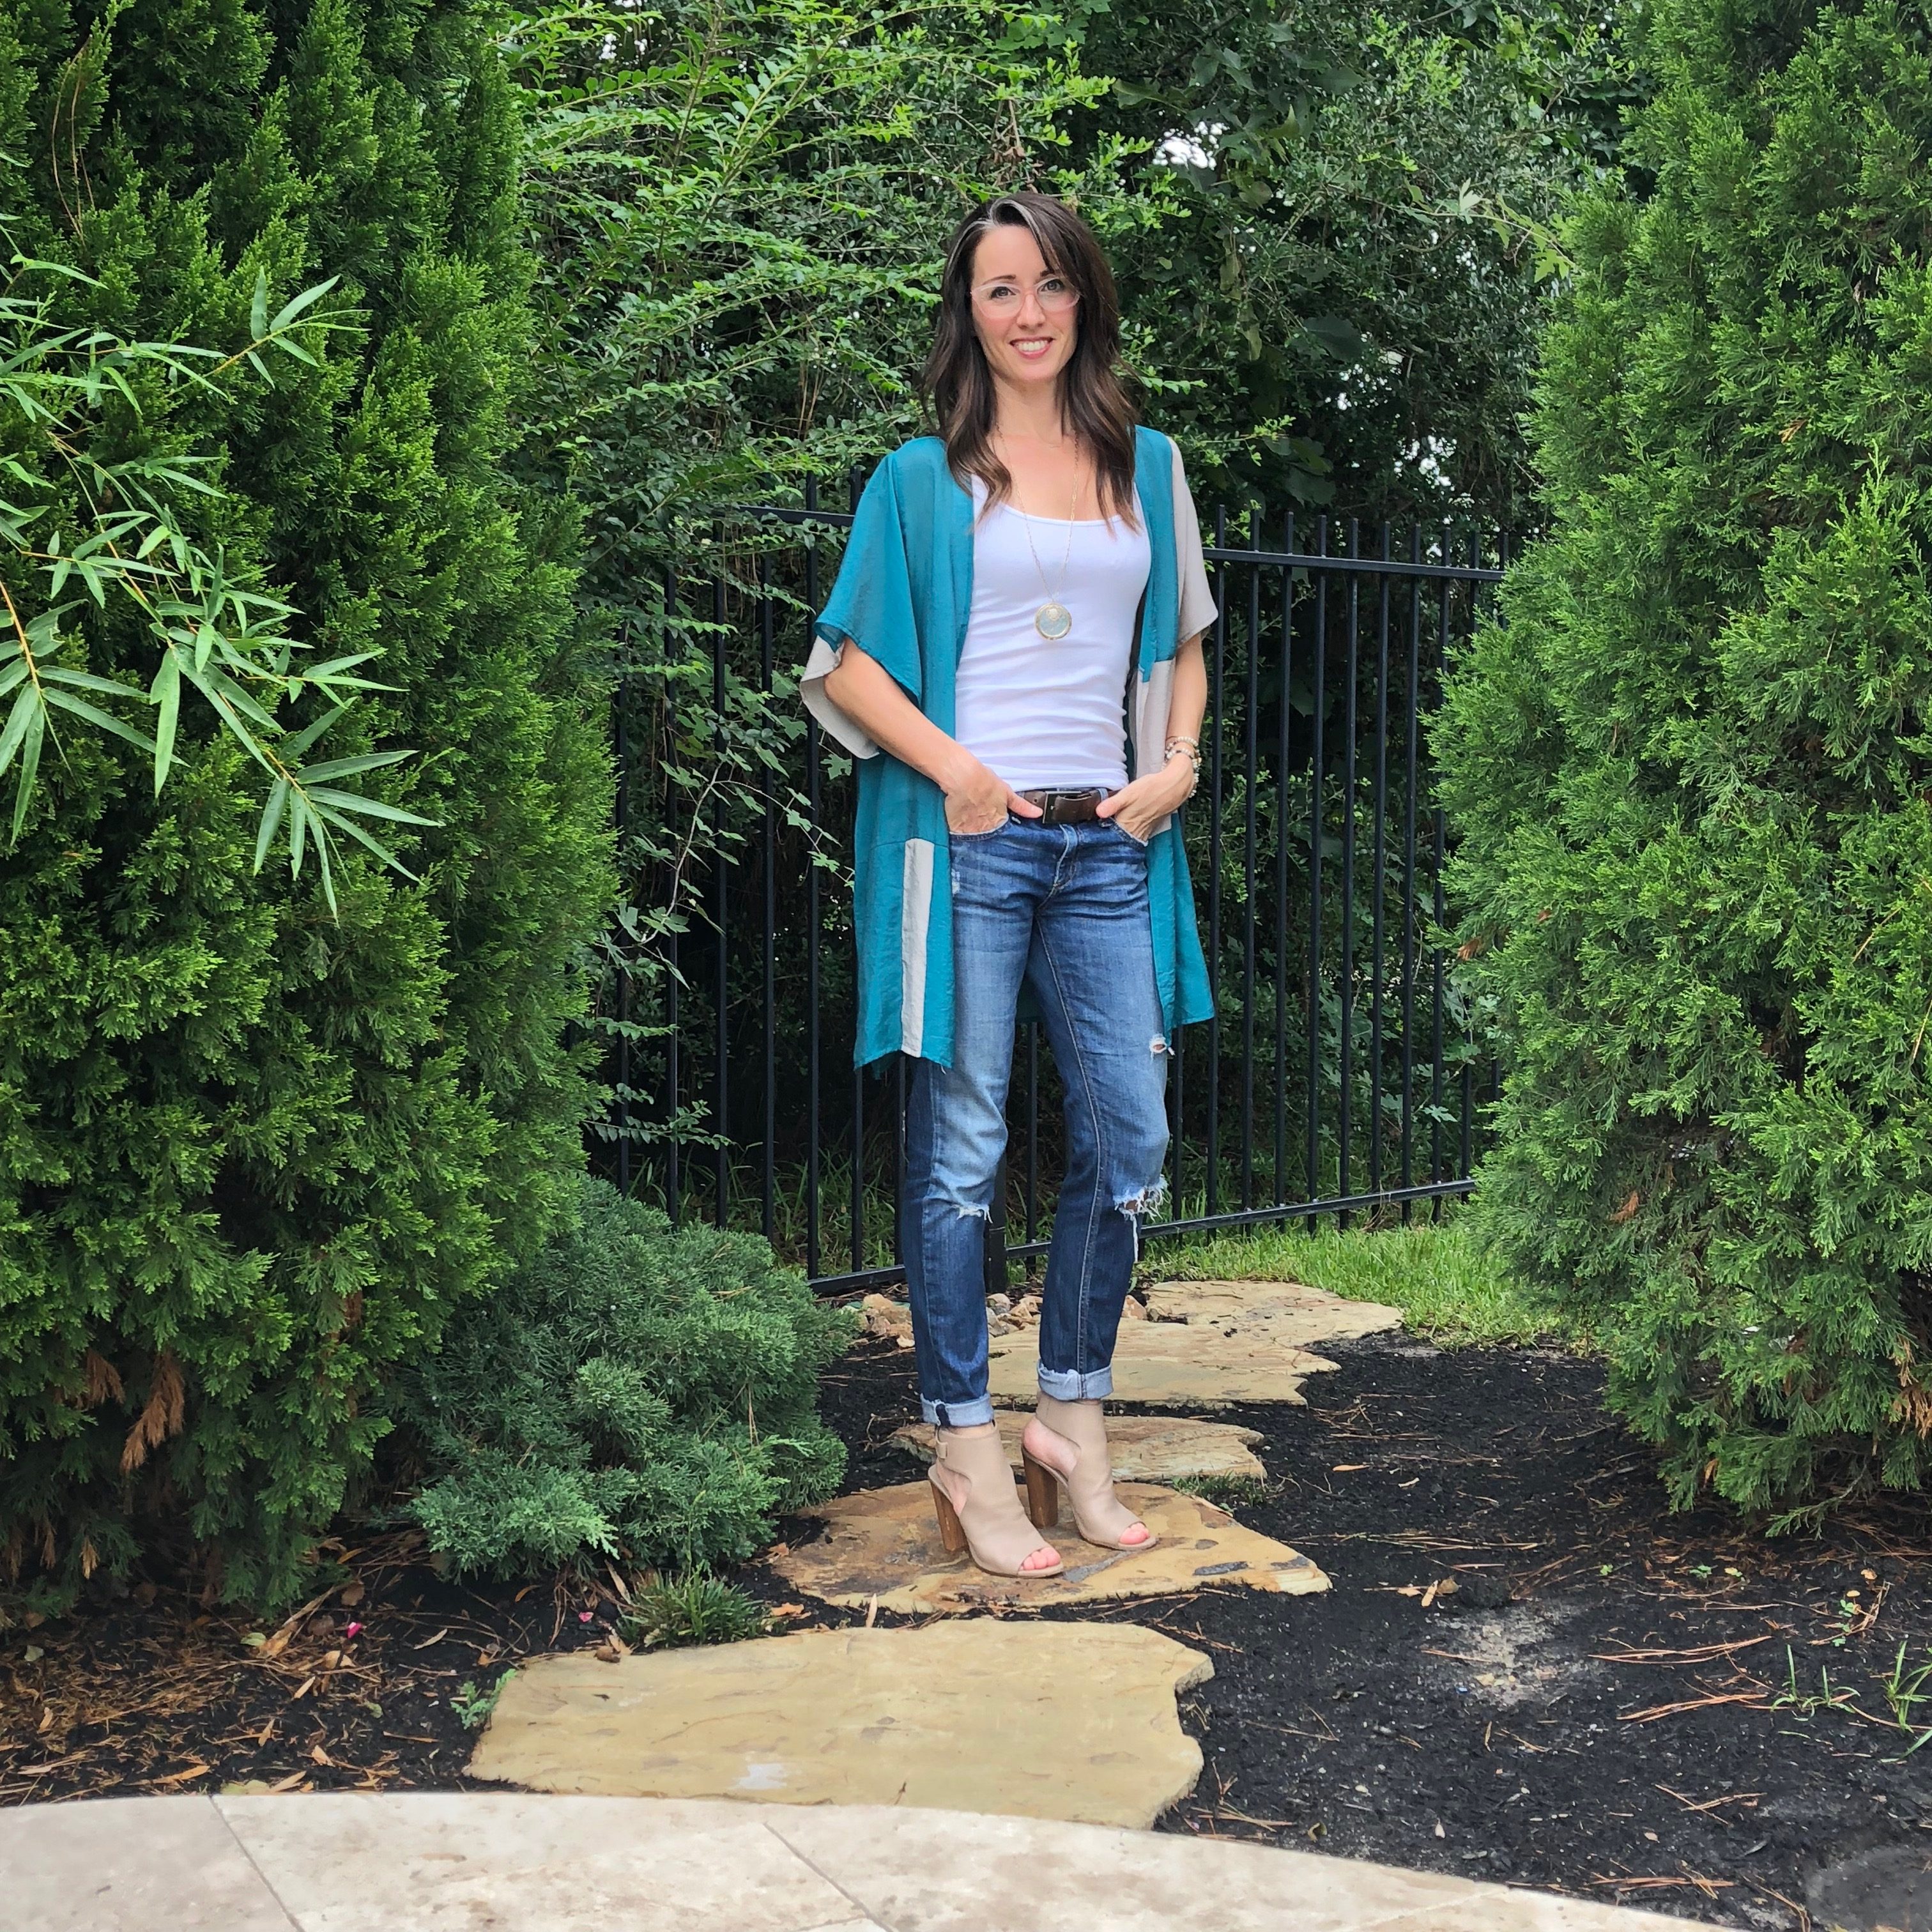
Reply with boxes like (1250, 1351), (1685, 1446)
(466, 1280), (1390, 1844)
(470, 1623), (1212, 1828)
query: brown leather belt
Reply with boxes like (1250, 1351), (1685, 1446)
(1018, 787), (1108, 826)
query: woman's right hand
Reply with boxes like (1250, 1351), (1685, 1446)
(943, 753), (1043, 837)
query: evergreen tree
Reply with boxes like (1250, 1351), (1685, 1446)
(0, 0), (608, 1605)
(1438, 0), (1932, 1518)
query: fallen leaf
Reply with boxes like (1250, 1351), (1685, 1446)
(1331, 1464), (1367, 1473)
(769, 1603), (806, 1620)
(151, 1762), (211, 1786)
(255, 1719), (275, 1747)
(20, 1644), (42, 1663)
(310, 1745), (332, 1767)
(321, 1650), (342, 1669)
(337, 1581), (365, 1609)
(268, 1770), (306, 1793)
(291, 1675), (317, 1700)
(411, 1628), (448, 1650)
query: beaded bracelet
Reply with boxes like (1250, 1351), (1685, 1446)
(1164, 736), (1202, 797)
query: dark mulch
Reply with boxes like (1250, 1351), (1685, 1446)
(0, 1538), (629, 1805)
(6, 1329), (1931, 1932)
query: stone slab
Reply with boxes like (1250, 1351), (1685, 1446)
(769, 1481), (1328, 1613)
(1142, 1276), (1404, 1344)
(468, 1623), (1213, 1830)
(987, 1318), (1339, 1406)
(0, 1794), (296, 1932)
(0, 1793), (1706, 1932)
(765, 1803), (1701, 1932)
(890, 1411), (1266, 1483)
(218, 1792), (851, 1932)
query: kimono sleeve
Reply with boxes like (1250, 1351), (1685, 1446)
(799, 455), (924, 758)
(1170, 438), (1219, 646)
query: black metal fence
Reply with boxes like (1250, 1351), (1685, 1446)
(599, 482), (1506, 1294)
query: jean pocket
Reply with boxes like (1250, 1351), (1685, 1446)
(949, 815), (1011, 843)
(1104, 817), (1150, 850)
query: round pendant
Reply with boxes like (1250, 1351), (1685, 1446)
(1034, 600), (1072, 641)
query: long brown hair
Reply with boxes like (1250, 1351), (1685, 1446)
(921, 192), (1139, 526)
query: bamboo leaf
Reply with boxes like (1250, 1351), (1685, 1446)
(250, 267), (269, 341)
(8, 698), (43, 841)
(310, 798), (422, 882)
(42, 666), (141, 698)
(268, 275), (341, 332)
(151, 650), (180, 793)
(301, 785), (438, 825)
(278, 701), (351, 764)
(253, 776), (289, 873)
(0, 681), (38, 780)
(43, 687), (157, 752)
(295, 749), (415, 782)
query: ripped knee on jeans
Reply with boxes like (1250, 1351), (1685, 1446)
(1113, 1176), (1169, 1258)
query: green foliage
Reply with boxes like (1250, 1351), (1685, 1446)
(401, 1179), (854, 1578)
(622, 1574), (769, 1648)
(452, 1668), (515, 1728)
(1436, 0), (1932, 1515)
(1068, 0), (1637, 517)
(0, 262), (427, 900)
(0, 0), (610, 1608)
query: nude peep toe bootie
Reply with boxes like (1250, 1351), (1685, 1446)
(1020, 1394), (1158, 1552)
(928, 1425), (1066, 1578)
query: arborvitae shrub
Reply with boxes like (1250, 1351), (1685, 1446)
(400, 1179), (854, 1578)
(1437, 0), (1932, 1520)
(0, 1), (608, 1606)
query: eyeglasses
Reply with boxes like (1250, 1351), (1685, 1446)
(969, 274), (1080, 318)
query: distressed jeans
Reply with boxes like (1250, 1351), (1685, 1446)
(902, 816), (1171, 1427)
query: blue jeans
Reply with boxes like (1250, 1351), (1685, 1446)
(903, 816), (1172, 1427)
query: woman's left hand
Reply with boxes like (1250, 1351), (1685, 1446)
(1095, 758), (1193, 845)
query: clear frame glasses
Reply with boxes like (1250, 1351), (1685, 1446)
(969, 274), (1081, 318)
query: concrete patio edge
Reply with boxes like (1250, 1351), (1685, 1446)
(0, 1791), (1706, 1932)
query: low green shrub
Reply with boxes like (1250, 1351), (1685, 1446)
(623, 1575), (769, 1649)
(399, 1180), (854, 1577)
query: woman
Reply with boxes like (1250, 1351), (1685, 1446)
(801, 191), (1216, 1578)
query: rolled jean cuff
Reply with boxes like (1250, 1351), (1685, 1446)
(921, 1393), (997, 1429)
(1037, 1364), (1112, 1402)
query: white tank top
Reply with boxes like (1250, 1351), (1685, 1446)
(953, 478), (1152, 793)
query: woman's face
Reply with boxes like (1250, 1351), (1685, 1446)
(967, 224), (1078, 397)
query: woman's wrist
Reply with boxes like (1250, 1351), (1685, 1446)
(1161, 744), (1200, 803)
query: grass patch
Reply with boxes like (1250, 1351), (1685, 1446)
(1144, 1213), (1581, 1351)
(1170, 1473), (1274, 1510)
(622, 1575), (769, 1649)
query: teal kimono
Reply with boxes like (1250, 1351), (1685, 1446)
(801, 425), (1216, 1069)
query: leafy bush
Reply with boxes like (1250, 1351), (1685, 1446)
(402, 1180), (854, 1577)
(1437, 0), (1932, 1519)
(0, 0), (609, 1609)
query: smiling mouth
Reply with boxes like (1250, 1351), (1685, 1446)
(1011, 337), (1055, 358)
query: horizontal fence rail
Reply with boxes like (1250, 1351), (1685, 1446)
(596, 475), (1505, 1295)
